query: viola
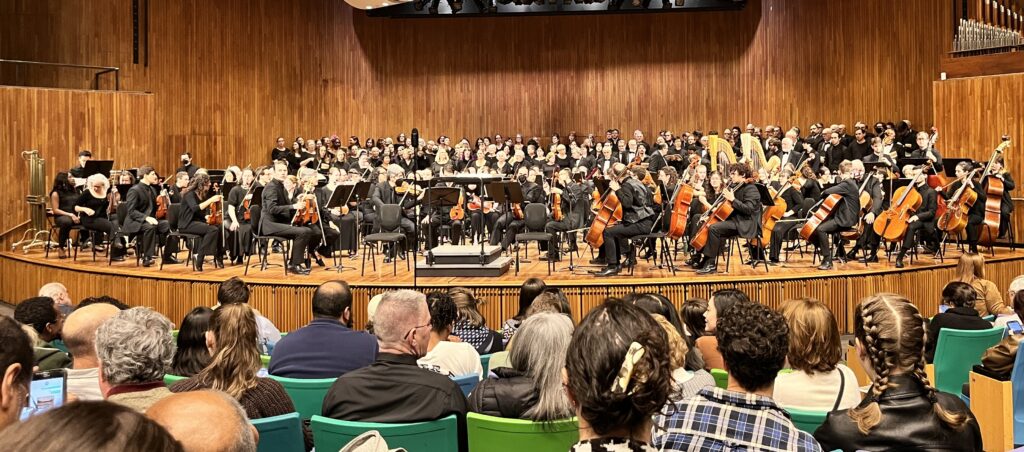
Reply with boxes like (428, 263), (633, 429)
(550, 171), (564, 222)
(155, 191), (170, 220)
(292, 181), (321, 226)
(206, 183), (223, 226)
(979, 138), (1012, 245)
(468, 195), (494, 214)
(512, 203), (525, 220)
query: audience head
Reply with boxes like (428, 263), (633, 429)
(715, 301), (789, 392)
(38, 283), (72, 310)
(941, 281), (977, 309)
(679, 298), (709, 345)
(96, 308), (175, 392)
(147, 391), (257, 452)
(195, 304), (260, 399)
(565, 299), (672, 441)
(14, 296), (64, 343)
(425, 291), (457, 335)
(652, 314), (688, 372)
(0, 316), (33, 430)
(851, 294), (969, 434)
(171, 306), (214, 377)
(516, 278), (547, 319)
(705, 288), (749, 333)
(779, 297), (841, 374)
(216, 277), (250, 305)
(78, 295), (130, 310)
(955, 253), (985, 282)
(0, 401), (183, 452)
(63, 303), (120, 368)
(511, 312), (575, 422)
(525, 288), (572, 319)
(1014, 290), (1024, 320)
(312, 280), (353, 326)
(449, 287), (485, 328)
(623, 293), (683, 335)
(373, 290), (430, 357)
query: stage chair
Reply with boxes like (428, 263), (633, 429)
(629, 230), (676, 276)
(244, 205), (291, 276)
(466, 413), (578, 452)
(514, 203), (553, 276)
(44, 210), (85, 259)
(452, 373), (480, 397)
(480, 354), (493, 376)
(112, 203), (142, 266)
(361, 204), (407, 277)
(260, 354), (271, 367)
(784, 408), (828, 435)
(926, 327), (1004, 395)
(310, 414), (458, 452)
(968, 346), (1024, 451)
(161, 204), (201, 271)
(251, 412), (305, 452)
(269, 375), (336, 421)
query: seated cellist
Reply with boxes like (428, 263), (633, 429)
(807, 160), (860, 270)
(694, 163), (762, 275)
(944, 161), (985, 253)
(895, 165), (939, 268)
(593, 163), (656, 277)
(765, 169), (805, 265)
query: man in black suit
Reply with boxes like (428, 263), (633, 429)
(122, 165), (177, 267)
(696, 163), (763, 275)
(595, 146), (617, 177)
(260, 162), (319, 275)
(490, 166), (545, 251)
(775, 138), (804, 174)
(176, 152), (199, 178)
(822, 131), (851, 173)
(848, 156), (889, 263)
(69, 149), (92, 180)
(370, 165), (419, 261)
(807, 161), (861, 270)
(647, 144), (669, 176)
(894, 165), (938, 268)
(909, 130), (943, 173)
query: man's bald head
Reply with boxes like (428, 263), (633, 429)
(147, 390), (257, 452)
(63, 303), (120, 364)
(312, 280), (353, 324)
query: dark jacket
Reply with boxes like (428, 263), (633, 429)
(821, 178), (860, 229)
(269, 318), (378, 379)
(729, 183), (762, 239)
(122, 182), (157, 234)
(466, 367), (538, 420)
(925, 306), (992, 363)
(916, 184), (939, 223)
(814, 376), (982, 451)
(260, 179), (296, 235)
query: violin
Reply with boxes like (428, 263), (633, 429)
(979, 137), (1012, 245)
(450, 187), (465, 221)
(468, 195), (494, 214)
(292, 180), (321, 226)
(206, 183), (224, 226)
(156, 187), (170, 220)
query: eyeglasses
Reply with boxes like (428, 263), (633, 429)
(404, 321), (431, 340)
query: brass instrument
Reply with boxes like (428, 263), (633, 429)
(12, 150), (50, 252)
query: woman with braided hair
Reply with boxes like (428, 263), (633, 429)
(814, 294), (981, 451)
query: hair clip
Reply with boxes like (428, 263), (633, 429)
(610, 342), (646, 395)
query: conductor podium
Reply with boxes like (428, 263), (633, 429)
(415, 244), (512, 277)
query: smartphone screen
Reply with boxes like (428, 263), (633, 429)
(1007, 320), (1024, 336)
(938, 304), (950, 313)
(20, 370), (67, 421)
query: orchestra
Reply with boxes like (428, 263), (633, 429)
(50, 127), (1012, 277)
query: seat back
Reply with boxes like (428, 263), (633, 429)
(249, 204), (264, 236)
(379, 204), (401, 232)
(1012, 344), (1024, 443)
(167, 204), (181, 232)
(466, 413), (578, 452)
(982, 314), (996, 322)
(269, 375), (336, 421)
(163, 374), (187, 386)
(310, 414), (459, 452)
(710, 368), (728, 389)
(523, 203), (547, 232)
(933, 327), (1005, 394)
(784, 408), (828, 435)
(251, 412), (305, 452)
(480, 354), (493, 375)
(116, 202), (129, 228)
(452, 374), (479, 397)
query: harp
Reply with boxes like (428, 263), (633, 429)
(740, 133), (770, 176)
(708, 135), (737, 174)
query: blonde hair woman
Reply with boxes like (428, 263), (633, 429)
(953, 253), (1011, 316)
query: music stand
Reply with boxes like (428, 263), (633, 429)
(82, 160), (114, 179)
(422, 186), (461, 266)
(325, 184), (357, 273)
(942, 158), (974, 177)
(351, 181), (372, 258)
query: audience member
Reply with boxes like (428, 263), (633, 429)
(215, 277), (281, 354)
(502, 277), (546, 344)
(170, 304), (297, 420)
(418, 292), (482, 378)
(654, 302), (820, 451)
(97, 307), (176, 411)
(977, 290), (1024, 376)
(78, 295), (130, 310)
(523, 288), (572, 319)
(147, 390), (258, 452)
(270, 280), (377, 378)
(13, 296), (70, 371)
(0, 401), (184, 452)
(953, 253), (1010, 316)
(62, 302), (120, 400)
(626, 293), (703, 371)
(695, 289), (749, 370)
(815, 294), (981, 450)
(365, 293), (384, 334)
(773, 297), (860, 411)
(925, 282), (993, 363)
(995, 274), (1024, 328)
(679, 297), (708, 348)
(650, 314), (714, 400)
(0, 315), (33, 431)
(565, 299), (672, 451)
(322, 290), (468, 450)
(450, 287), (503, 355)
(170, 306), (213, 377)
(38, 282), (73, 315)
(469, 312), (574, 421)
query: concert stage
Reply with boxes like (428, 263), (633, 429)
(2, 240), (1024, 334)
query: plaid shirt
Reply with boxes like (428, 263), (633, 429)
(653, 387), (823, 452)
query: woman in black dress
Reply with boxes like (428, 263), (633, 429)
(49, 172), (80, 258)
(179, 173), (224, 271)
(73, 174), (124, 261)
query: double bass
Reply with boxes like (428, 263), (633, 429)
(937, 168), (981, 234)
(585, 176), (623, 248)
(979, 137), (1013, 245)
(872, 167), (925, 242)
(689, 179), (743, 251)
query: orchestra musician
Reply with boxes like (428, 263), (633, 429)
(178, 173), (225, 271)
(806, 161), (860, 270)
(69, 149), (92, 181)
(863, 137), (897, 167)
(910, 131), (943, 172)
(765, 170), (806, 265)
(226, 167), (258, 264)
(694, 163), (762, 275)
(846, 159), (888, 263)
(296, 168), (338, 266)
(490, 166), (545, 251)
(122, 165), (178, 267)
(260, 162), (320, 275)
(166, 171), (190, 203)
(944, 161), (986, 253)
(74, 174), (126, 262)
(593, 163), (657, 277)
(542, 168), (579, 262)
(320, 167), (360, 258)
(426, 166), (464, 249)
(176, 152), (199, 178)
(894, 165), (939, 268)
(370, 165), (421, 262)
(982, 156), (1015, 238)
(49, 172), (80, 259)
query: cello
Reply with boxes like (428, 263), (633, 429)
(872, 166), (925, 242)
(839, 170), (876, 241)
(666, 180), (694, 240)
(585, 175), (623, 249)
(979, 137), (1012, 245)
(761, 176), (796, 244)
(689, 179), (742, 251)
(799, 193), (842, 242)
(550, 170), (564, 222)
(937, 168), (980, 234)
